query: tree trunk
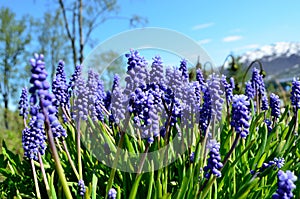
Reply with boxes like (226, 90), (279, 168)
(78, 0), (84, 64)
(3, 93), (9, 129)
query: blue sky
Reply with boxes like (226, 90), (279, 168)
(2, 0), (300, 66)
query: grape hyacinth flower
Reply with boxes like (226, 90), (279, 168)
(95, 79), (107, 121)
(111, 77), (126, 124)
(150, 56), (164, 85)
(207, 73), (224, 121)
(261, 96), (269, 111)
(264, 119), (272, 132)
(112, 74), (120, 92)
(270, 93), (281, 119)
(44, 93), (67, 138)
(231, 95), (250, 139)
(108, 188), (117, 199)
(252, 157), (285, 175)
(19, 87), (29, 119)
(251, 67), (266, 97)
(269, 157), (285, 169)
(128, 86), (160, 142)
(196, 69), (205, 91)
(78, 179), (86, 196)
(179, 58), (189, 80)
(52, 60), (69, 107)
(245, 81), (255, 100)
(68, 65), (82, 91)
(203, 139), (223, 178)
(86, 70), (98, 121)
(22, 114), (47, 161)
(290, 78), (300, 112)
(272, 170), (297, 199)
(28, 54), (66, 138)
(29, 54), (50, 105)
(190, 152), (195, 163)
(124, 49), (148, 95)
(221, 75), (234, 103)
(181, 83), (198, 128)
(199, 86), (212, 134)
(165, 66), (184, 101)
(72, 76), (89, 122)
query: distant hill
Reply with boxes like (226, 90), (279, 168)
(239, 42), (300, 82)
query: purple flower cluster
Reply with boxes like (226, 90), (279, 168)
(44, 93), (67, 138)
(181, 83), (198, 128)
(19, 87), (29, 118)
(207, 74), (224, 121)
(124, 49), (148, 95)
(78, 179), (86, 196)
(179, 58), (188, 80)
(251, 68), (266, 97)
(112, 74), (120, 92)
(22, 114), (46, 160)
(108, 188), (117, 199)
(221, 75), (234, 103)
(128, 85), (161, 143)
(231, 95), (250, 138)
(29, 54), (50, 104)
(111, 78), (126, 124)
(245, 81), (255, 100)
(251, 157), (285, 175)
(272, 170), (297, 199)
(52, 60), (69, 107)
(261, 96), (269, 111)
(270, 93), (281, 119)
(150, 56), (164, 85)
(68, 65), (82, 91)
(199, 86), (212, 133)
(86, 70), (99, 121)
(165, 67), (183, 100)
(204, 139), (223, 178)
(290, 78), (300, 111)
(196, 69), (205, 91)
(264, 119), (272, 132)
(95, 78), (107, 121)
(190, 152), (195, 163)
(72, 76), (89, 122)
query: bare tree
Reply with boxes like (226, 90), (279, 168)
(34, 9), (71, 82)
(58, 0), (147, 67)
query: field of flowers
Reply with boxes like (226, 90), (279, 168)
(0, 50), (299, 198)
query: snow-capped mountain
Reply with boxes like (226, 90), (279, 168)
(239, 42), (300, 82)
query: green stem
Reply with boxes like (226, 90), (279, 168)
(31, 159), (41, 199)
(199, 121), (210, 169)
(294, 109), (299, 135)
(38, 152), (52, 199)
(105, 131), (126, 199)
(223, 134), (240, 168)
(136, 142), (150, 176)
(62, 139), (79, 179)
(76, 120), (83, 180)
(42, 105), (72, 199)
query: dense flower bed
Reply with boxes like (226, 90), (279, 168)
(0, 50), (299, 198)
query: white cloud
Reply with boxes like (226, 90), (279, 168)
(192, 22), (214, 30)
(198, 39), (212, 45)
(223, 35), (243, 42)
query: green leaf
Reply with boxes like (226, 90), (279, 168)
(128, 174), (143, 198)
(175, 176), (189, 199)
(233, 178), (259, 199)
(146, 162), (154, 199)
(48, 171), (57, 199)
(91, 173), (98, 199)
